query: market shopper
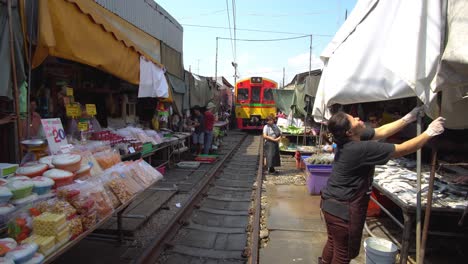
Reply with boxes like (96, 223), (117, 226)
(203, 102), (216, 154)
(21, 98), (42, 139)
(263, 114), (282, 174)
(190, 106), (205, 155)
(319, 107), (445, 264)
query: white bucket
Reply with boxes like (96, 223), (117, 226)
(364, 237), (398, 264)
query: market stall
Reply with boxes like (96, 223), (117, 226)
(311, 0), (468, 263)
(371, 158), (467, 263)
(0, 148), (164, 263)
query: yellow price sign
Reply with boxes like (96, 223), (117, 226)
(66, 104), (81, 117)
(66, 87), (74, 97)
(85, 104), (97, 116)
(78, 122), (88, 131)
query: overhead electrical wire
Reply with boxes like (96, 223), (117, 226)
(225, 0), (235, 62)
(218, 35), (311, 42)
(178, 9), (227, 20)
(181, 23), (333, 37)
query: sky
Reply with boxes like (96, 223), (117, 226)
(156, 0), (358, 87)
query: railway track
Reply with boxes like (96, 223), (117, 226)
(135, 133), (264, 264)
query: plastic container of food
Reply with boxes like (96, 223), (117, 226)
(0, 187), (13, 204)
(52, 154), (82, 172)
(15, 164), (48, 178)
(11, 193), (39, 208)
(30, 177), (55, 195)
(22, 253), (44, 264)
(75, 164), (91, 179)
(0, 237), (17, 256)
(7, 180), (34, 200)
(5, 243), (38, 264)
(43, 169), (74, 188)
(0, 204), (16, 226)
(38, 156), (54, 169)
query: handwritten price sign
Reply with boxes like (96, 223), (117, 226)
(41, 118), (68, 154)
(66, 104), (81, 117)
(66, 87), (74, 97)
(78, 122), (88, 131)
(85, 104), (97, 116)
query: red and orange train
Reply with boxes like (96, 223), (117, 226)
(234, 77), (278, 130)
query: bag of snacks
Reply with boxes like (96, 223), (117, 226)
(67, 216), (83, 240)
(81, 179), (113, 220)
(7, 210), (33, 242)
(93, 150), (121, 170)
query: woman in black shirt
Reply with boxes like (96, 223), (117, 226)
(320, 108), (445, 264)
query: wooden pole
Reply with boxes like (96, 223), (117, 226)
(7, 0), (22, 162)
(420, 93), (442, 263)
(416, 100), (422, 264)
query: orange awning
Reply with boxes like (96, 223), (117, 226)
(31, 0), (162, 84)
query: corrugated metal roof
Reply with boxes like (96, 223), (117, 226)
(94, 0), (183, 53)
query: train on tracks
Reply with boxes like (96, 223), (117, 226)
(234, 77), (278, 130)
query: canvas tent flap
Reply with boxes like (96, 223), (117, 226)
(432, 0), (468, 95)
(190, 74), (212, 108)
(0, 0), (25, 98)
(313, 0), (468, 129)
(273, 89), (295, 114)
(167, 74), (186, 94)
(32, 0), (162, 85)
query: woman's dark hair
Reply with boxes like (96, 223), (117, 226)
(266, 114), (275, 121)
(327, 111), (351, 145)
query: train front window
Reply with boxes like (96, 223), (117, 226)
(263, 89), (274, 101)
(252, 86), (261, 103)
(237, 88), (249, 101)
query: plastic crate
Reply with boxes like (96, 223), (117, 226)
(141, 142), (153, 155)
(305, 165), (332, 195)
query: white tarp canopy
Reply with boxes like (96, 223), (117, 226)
(313, 0), (468, 129)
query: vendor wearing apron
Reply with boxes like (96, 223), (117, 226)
(320, 107), (445, 264)
(263, 114), (282, 174)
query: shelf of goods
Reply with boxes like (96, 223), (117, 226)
(1, 152), (164, 264)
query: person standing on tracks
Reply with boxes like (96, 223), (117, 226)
(319, 107), (445, 264)
(263, 114), (282, 174)
(203, 102), (216, 154)
(190, 105), (205, 155)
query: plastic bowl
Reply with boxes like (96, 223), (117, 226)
(0, 187), (13, 204)
(31, 177), (54, 195)
(15, 164), (48, 178)
(8, 181), (34, 200)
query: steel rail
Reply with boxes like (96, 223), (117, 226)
(248, 137), (264, 264)
(135, 134), (248, 264)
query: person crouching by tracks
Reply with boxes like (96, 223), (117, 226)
(319, 107), (445, 264)
(190, 105), (205, 155)
(263, 114), (282, 174)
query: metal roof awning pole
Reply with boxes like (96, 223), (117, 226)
(7, 0), (22, 162)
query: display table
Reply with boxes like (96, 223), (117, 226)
(214, 120), (229, 128)
(44, 188), (141, 263)
(370, 159), (468, 264)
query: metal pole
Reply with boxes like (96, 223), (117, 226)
(26, 0), (35, 139)
(282, 67), (285, 89)
(416, 100), (422, 264)
(7, 0), (22, 162)
(215, 37), (218, 83)
(309, 35), (312, 76)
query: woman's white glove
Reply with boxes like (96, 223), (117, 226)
(401, 106), (424, 123)
(424, 117), (445, 137)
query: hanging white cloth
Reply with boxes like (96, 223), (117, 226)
(138, 56), (169, 98)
